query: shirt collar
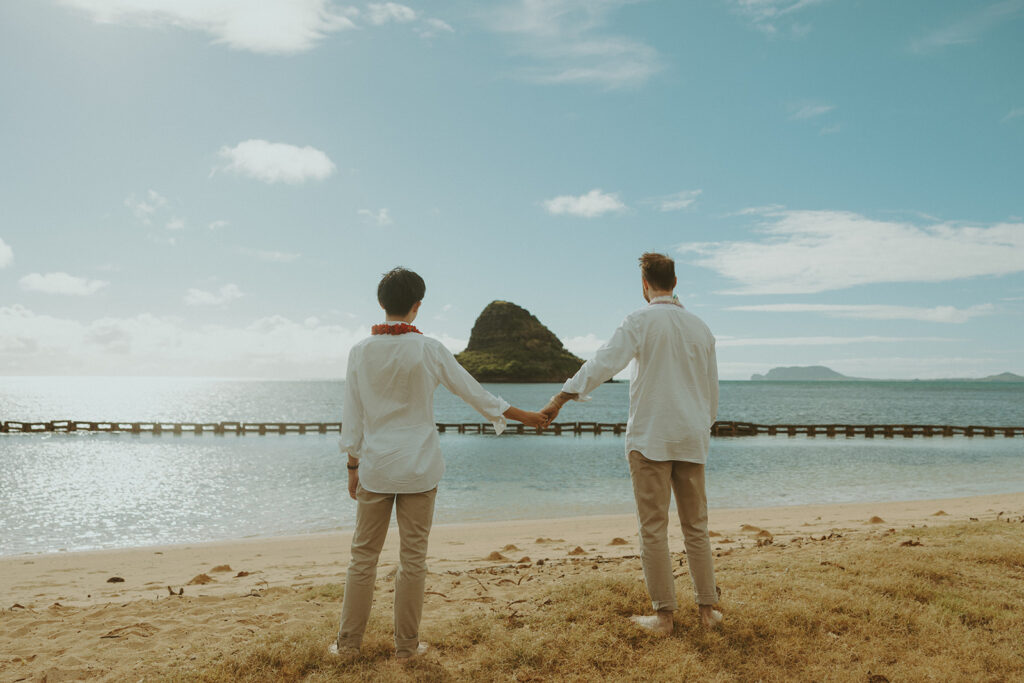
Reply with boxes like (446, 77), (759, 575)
(649, 295), (683, 308)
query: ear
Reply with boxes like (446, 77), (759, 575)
(412, 300), (422, 314)
(672, 276), (677, 290)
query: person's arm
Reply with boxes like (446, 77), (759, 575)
(540, 320), (638, 423)
(433, 344), (546, 430)
(338, 353), (364, 499)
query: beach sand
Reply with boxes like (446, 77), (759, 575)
(2, 492), (1023, 681)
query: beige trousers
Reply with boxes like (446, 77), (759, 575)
(628, 451), (718, 610)
(336, 484), (437, 656)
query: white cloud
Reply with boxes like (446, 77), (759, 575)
(165, 217), (185, 230)
(253, 250), (301, 263)
(646, 189), (702, 212)
(216, 139), (336, 184)
(358, 208), (393, 226)
(0, 238), (12, 268)
(61, 0), (358, 54)
(819, 123), (841, 135)
(426, 332), (468, 354)
(544, 189), (625, 218)
(124, 189), (168, 224)
(791, 103), (834, 119)
(910, 0), (1024, 53)
(184, 283), (243, 306)
(562, 333), (606, 357)
(19, 272), (109, 296)
(490, 0), (661, 89)
(208, 220), (230, 230)
(726, 0), (829, 35)
(0, 305), (368, 377)
(366, 2), (416, 25)
(726, 303), (995, 324)
(679, 209), (1024, 294)
(418, 17), (454, 38)
(1002, 107), (1024, 123)
(717, 335), (953, 347)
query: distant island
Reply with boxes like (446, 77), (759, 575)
(455, 301), (584, 382)
(750, 366), (1024, 382)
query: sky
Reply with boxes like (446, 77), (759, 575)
(1, 0), (1022, 380)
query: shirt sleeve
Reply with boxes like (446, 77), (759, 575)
(338, 350), (365, 459)
(432, 344), (511, 435)
(561, 318), (639, 401)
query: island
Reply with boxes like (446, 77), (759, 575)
(750, 366), (1024, 382)
(455, 301), (585, 382)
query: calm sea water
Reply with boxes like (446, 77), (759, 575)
(1, 378), (1022, 556)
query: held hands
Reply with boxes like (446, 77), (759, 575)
(518, 410), (549, 429)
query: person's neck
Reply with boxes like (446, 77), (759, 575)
(385, 314), (416, 323)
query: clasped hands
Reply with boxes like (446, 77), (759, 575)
(507, 392), (576, 430)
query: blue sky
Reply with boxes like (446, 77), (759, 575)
(1, 0), (1022, 379)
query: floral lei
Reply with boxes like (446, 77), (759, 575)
(372, 323), (422, 335)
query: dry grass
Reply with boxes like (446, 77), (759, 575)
(170, 519), (1024, 682)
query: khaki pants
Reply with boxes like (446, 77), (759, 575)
(336, 485), (437, 656)
(628, 451), (718, 610)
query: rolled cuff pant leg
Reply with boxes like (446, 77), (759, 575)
(393, 488), (437, 657)
(672, 461), (718, 606)
(337, 486), (394, 650)
(628, 451), (678, 612)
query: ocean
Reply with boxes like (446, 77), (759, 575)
(1, 378), (1022, 556)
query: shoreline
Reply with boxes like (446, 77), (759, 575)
(4, 491), (1022, 609)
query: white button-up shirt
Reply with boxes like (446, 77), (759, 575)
(562, 296), (719, 464)
(340, 326), (510, 494)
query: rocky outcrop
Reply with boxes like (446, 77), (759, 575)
(455, 301), (584, 383)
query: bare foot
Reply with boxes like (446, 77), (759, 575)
(396, 641), (430, 661)
(699, 605), (723, 629)
(629, 612), (673, 635)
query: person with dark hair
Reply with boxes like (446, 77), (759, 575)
(331, 267), (547, 661)
(539, 253), (723, 633)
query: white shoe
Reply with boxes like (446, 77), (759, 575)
(396, 641), (430, 660)
(629, 615), (673, 634)
(327, 640), (359, 659)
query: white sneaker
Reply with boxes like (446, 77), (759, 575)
(327, 640), (359, 660)
(396, 641), (430, 660)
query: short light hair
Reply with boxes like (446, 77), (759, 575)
(639, 252), (675, 291)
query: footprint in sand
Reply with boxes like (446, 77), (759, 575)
(740, 524), (762, 533)
(868, 516), (885, 524)
(485, 551), (507, 561)
(188, 573), (214, 585)
(568, 546), (588, 556)
(535, 537), (565, 544)
(210, 564), (233, 573)
(932, 510), (948, 516)
(502, 544), (520, 552)
(608, 537), (629, 546)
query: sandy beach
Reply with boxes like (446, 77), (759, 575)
(3, 492), (1023, 681)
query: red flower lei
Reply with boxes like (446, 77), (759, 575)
(372, 323), (422, 335)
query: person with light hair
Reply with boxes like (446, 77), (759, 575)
(540, 252), (723, 632)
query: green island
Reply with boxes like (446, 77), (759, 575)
(455, 301), (584, 383)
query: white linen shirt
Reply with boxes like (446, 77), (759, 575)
(561, 297), (719, 464)
(340, 326), (510, 494)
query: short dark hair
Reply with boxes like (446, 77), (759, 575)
(639, 252), (675, 291)
(377, 267), (425, 315)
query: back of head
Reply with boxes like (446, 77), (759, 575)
(639, 252), (675, 291)
(377, 267), (426, 316)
